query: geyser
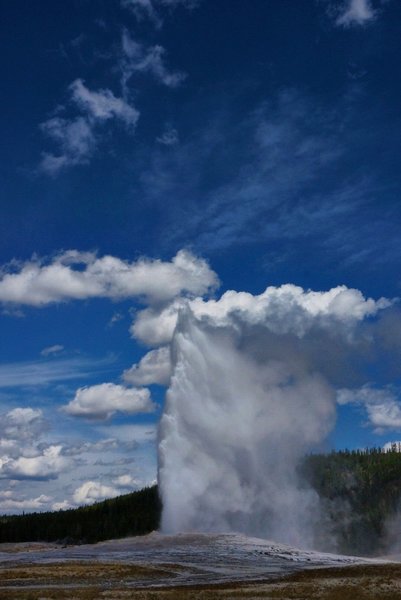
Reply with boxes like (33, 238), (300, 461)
(156, 284), (391, 548)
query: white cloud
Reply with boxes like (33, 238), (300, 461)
(337, 385), (401, 430)
(52, 499), (72, 511)
(73, 480), (120, 505)
(335, 0), (376, 27)
(131, 284), (391, 346)
(0, 408), (69, 491)
(0, 408), (48, 443)
(131, 300), (184, 346)
(123, 346), (172, 386)
(41, 344), (64, 357)
(113, 474), (139, 488)
(0, 445), (68, 480)
(0, 249), (218, 307)
(5, 407), (43, 427)
(63, 383), (155, 420)
(0, 493), (53, 512)
(383, 441), (401, 453)
(121, 31), (186, 89)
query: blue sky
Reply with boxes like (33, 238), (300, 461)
(1, 0), (401, 513)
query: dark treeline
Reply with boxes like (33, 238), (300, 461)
(2, 449), (401, 555)
(301, 447), (401, 555)
(0, 485), (160, 545)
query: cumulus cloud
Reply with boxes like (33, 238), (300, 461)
(121, 31), (186, 89)
(0, 445), (68, 480)
(334, 0), (376, 27)
(123, 346), (172, 386)
(383, 441), (401, 452)
(73, 480), (121, 505)
(113, 473), (139, 488)
(0, 408), (48, 444)
(40, 81), (139, 175)
(131, 284), (391, 346)
(63, 383), (155, 420)
(52, 499), (72, 511)
(338, 385), (401, 431)
(131, 300), (184, 346)
(0, 249), (218, 307)
(0, 407), (69, 486)
(0, 493), (53, 512)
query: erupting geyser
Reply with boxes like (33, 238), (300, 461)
(156, 285), (391, 548)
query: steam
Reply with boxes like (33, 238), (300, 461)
(156, 284), (391, 548)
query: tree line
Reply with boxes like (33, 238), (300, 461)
(0, 485), (160, 545)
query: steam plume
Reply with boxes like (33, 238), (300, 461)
(157, 285), (390, 547)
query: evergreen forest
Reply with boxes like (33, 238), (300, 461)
(301, 446), (401, 555)
(0, 485), (160, 545)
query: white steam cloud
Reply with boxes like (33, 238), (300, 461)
(157, 284), (392, 548)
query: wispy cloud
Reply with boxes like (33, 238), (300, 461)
(122, 0), (199, 28)
(156, 124), (179, 145)
(40, 116), (96, 175)
(41, 344), (64, 357)
(136, 88), (398, 274)
(329, 0), (377, 28)
(0, 355), (115, 388)
(40, 81), (139, 175)
(121, 31), (186, 90)
(70, 79), (139, 128)
(122, 0), (163, 28)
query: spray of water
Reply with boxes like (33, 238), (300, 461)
(154, 285), (392, 548)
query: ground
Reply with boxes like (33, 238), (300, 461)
(1, 533), (400, 599)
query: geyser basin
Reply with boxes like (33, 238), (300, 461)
(0, 532), (383, 588)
